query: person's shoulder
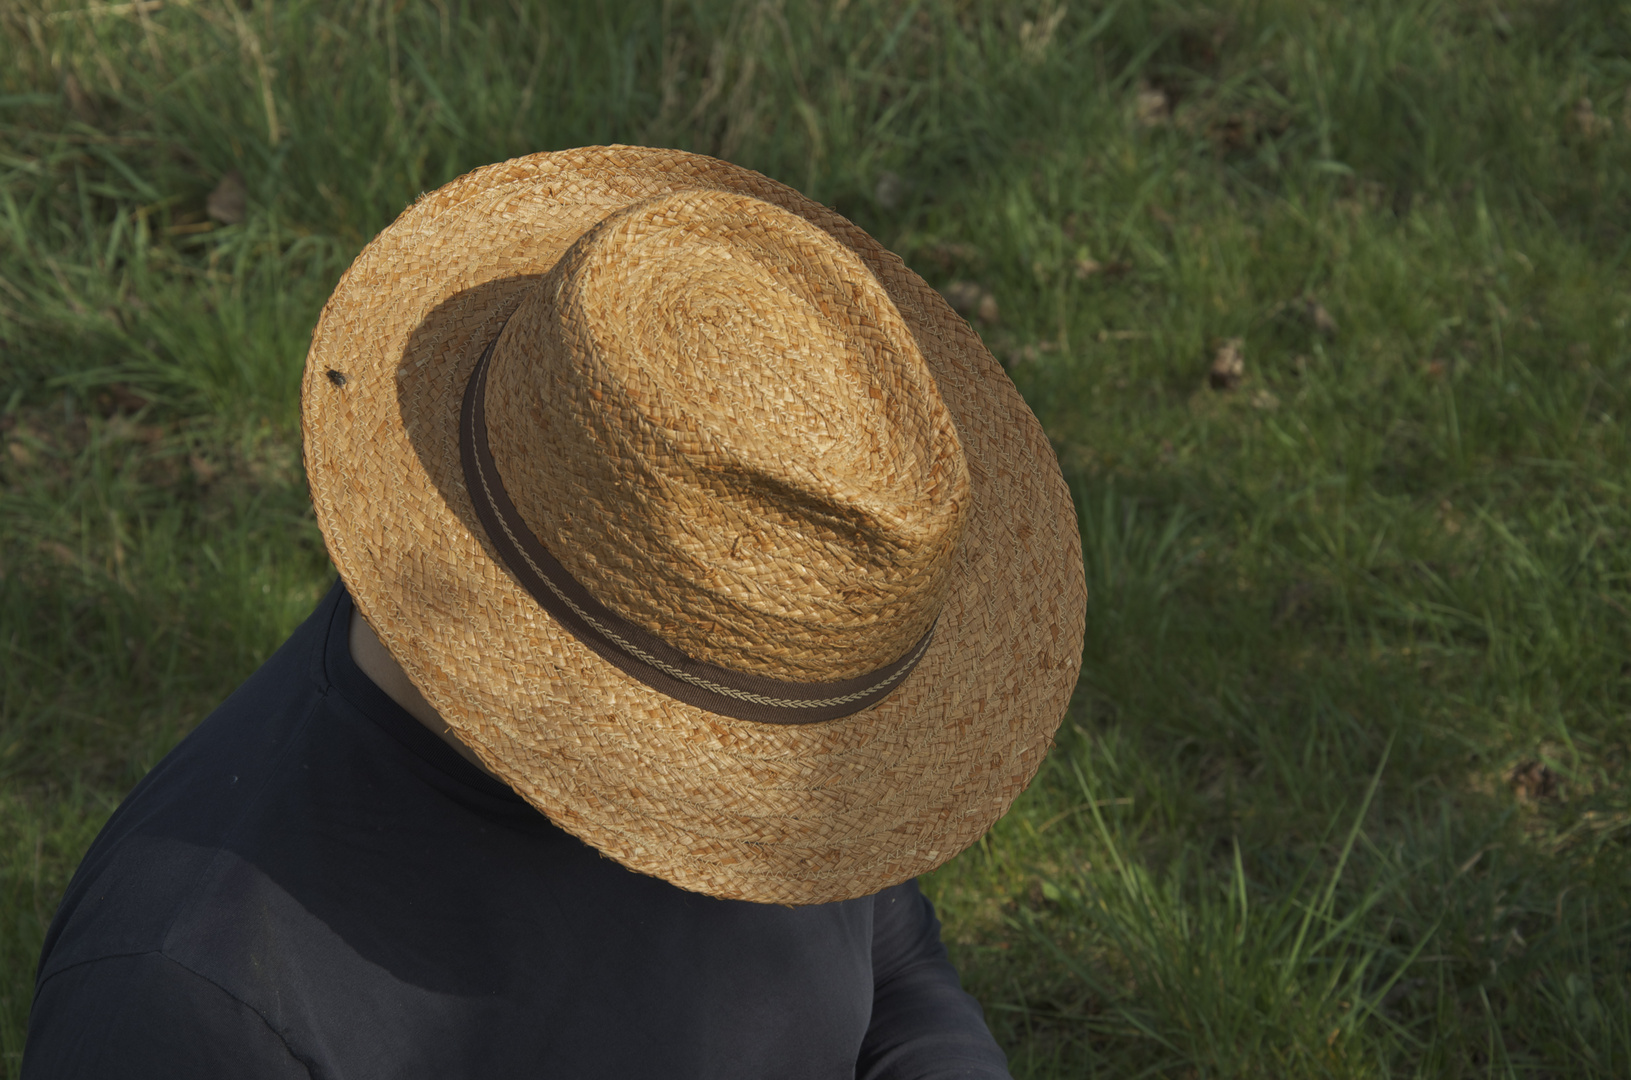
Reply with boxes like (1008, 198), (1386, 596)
(25, 951), (311, 1079)
(35, 585), (343, 985)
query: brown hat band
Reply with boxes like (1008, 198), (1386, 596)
(458, 330), (937, 725)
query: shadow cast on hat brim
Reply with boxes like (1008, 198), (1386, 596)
(398, 276), (540, 564)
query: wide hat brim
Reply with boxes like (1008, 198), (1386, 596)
(302, 146), (1086, 905)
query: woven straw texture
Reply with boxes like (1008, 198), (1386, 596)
(302, 146), (1086, 905)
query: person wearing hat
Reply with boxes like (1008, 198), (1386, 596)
(23, 147), (1085, 1078)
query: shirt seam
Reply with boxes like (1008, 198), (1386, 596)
(305, 575), (344, 694)
(35, 950), (316, 1078)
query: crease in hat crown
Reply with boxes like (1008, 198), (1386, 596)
(479, 188), (971, 684)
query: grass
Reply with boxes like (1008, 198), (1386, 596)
(3, 0), (1630, 1075)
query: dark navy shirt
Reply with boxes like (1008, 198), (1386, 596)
(23, 583), (1010, 1079)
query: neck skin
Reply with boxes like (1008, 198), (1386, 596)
(348, 605), (501, 780)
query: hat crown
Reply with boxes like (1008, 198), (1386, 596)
(482, 189), (970, 682)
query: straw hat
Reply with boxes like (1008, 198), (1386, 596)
(302, 146), (1085, 905)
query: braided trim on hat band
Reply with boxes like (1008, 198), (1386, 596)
(457, 326), (937, 725)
